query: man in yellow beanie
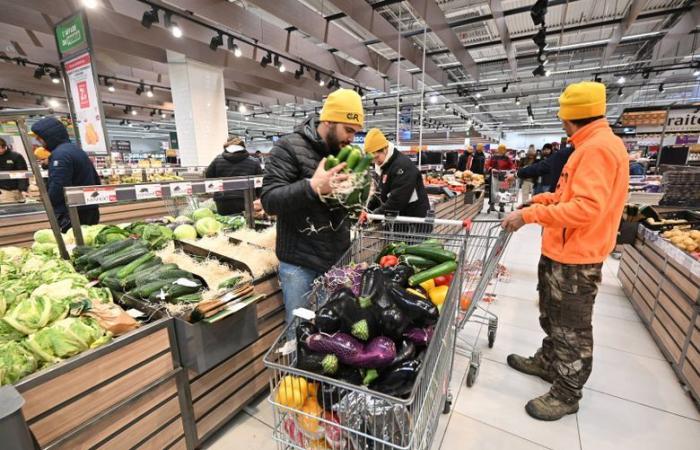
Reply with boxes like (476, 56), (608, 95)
(364, 128), (429, 218)
(502, 81), (629, 421)
(261, 88), (364, 330)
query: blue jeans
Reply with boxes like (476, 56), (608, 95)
(278, 261), (322, 335)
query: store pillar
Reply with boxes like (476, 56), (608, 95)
(167, 51), (228, 167)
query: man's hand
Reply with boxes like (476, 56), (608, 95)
(517, 201), (532, 210)
(502, 209), (526, 232)
(253, 199), (263, 211)
(358, 210), (369, 225)
(310, 158), (348, 195)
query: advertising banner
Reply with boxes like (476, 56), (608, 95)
(399, 105), (413, 141)
(64, 52), (108, 154)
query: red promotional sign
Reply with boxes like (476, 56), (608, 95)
(77, 80), (89, 108)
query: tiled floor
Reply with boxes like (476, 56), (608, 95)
(204, 221), (700, 450)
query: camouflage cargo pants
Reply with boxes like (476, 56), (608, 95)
(534, 255), (602, 403)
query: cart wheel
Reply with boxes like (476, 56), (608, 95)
(443, 398), (452, 414)
(466, 365), (479, 387)
(488, 328), (496, 348)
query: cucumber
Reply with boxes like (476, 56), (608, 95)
(100, 246), (149, 271)
(75, 239), (134, 269)
(336, 145), (353, 163)
(72, 245), (93, 259)
(120, 259), (164, 289)
(408, 260), (458, 287)
(218, 276), (243, 290)
(130, 279), (176, 299)
(86, 266), (104, 280)
(403, 245), (456, 263)
(98, 265), (127, 282)
(101, 277), (123, 291)
(136, 268), (189, 286)
(325, 155), (339, 170)
(116, 252), (155, 280)
(399, 254), (439, 269)
(353, 155), (373, 173)
(164, 281), (203, 301)
(345, 148), (362, 170)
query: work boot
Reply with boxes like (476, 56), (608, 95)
(525, 392), (579, 421)
(506, 353), (555, 383)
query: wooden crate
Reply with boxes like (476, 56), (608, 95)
(650, 316), (683, 365)
(15, 319), (193, 449)
(664, 263), (700, 304)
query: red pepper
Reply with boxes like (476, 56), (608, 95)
(380, 255), (399, 267)
(433, 273), (453, 286)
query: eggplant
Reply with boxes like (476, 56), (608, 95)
(403, 327), (434, 346)
(347, 304), (381, 342)
(388, 285), (439, 327)
(316, 288), (355, 333)
(296, 321), (317, 349)
(296, 346), (339, 376)
(358, 266), (385, 306)
(369, 359), (421, 398)
(307, 332), (364, 365)
(382, 264), (414, 287)
(379, 305), (411, 341)
(317, 366), (363, 411)
(390, 339), (416, 367)
(345, 336), (396, 369)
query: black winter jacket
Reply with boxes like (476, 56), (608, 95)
(0, 149), (29, 192)
(205, 150), (263, 215)
(368, 149), (430, 218)
(517, 145), (574, 193)
(471, 152), (486, 174)
(261, 115), (350, 273)
(31, 117), (100, 215)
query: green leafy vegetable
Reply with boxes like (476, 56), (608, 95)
(25, 317), (112, 364)
(94, 225), (129, 246)
(0, 341), (38, 385)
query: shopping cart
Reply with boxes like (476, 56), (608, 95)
(454, 219), (512, 386)
(487, 169), (519, 214)
(263, 214), (472, 450)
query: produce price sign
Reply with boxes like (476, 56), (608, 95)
(135, 184), (162, 200)
(186, 166), (201, 174)
(205, 180), (224, 193)
(8, 172), (30, 179)
(169, 182), (192, 197)
(82, 187), (117, 205)
(254, 176), (263, 188)
(115, 168), (127, 175)
(100, 168), (113, 177)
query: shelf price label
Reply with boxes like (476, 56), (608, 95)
(169, 182), (192, 197)
(115, 168), (127, 175)
(186, 166), (200, 174)
(205, 179), (224, 193)
(100, 168), (112, 177)
(9, 172), (30, 179)
(254, 176), (263, 188)
(135, 184), (162, 200)
(83, 187), (117, 205)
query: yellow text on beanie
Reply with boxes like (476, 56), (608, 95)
(558, 81), (606, 120)
(319, 88), (364, 127)
(364, 128), (389, 154)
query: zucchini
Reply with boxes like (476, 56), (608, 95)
(336, 145), (352, 163)
(408, 260), (458, 286)
(164, 281), (203, 301)
(120, 259), (164, 289)
(116, 252), (155, 280)
(403, 245), (456, 263)
(100, 246), (149, 271)
(399, 254), (438, 269)
(325, 155), (339, 170)
(353, 155), (373, 173)
(101, 277), (123, 291)
(98, 265), (127, 282)
(345, 148), (362, 170)
(86, 266), (104, 280)
(129, 279), (176, 299)
(419, 238), (443, 247)
(78, 239), (136, 265)
(218, 276), (243, 290)
(72, 245), (93, 259)
(135, 267), (188, 286)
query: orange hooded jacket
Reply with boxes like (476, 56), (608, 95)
(521, 119), (629, 264)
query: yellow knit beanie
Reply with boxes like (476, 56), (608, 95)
(364, 128), (389, 154)
(34, 147), (51, 160)
(558, 81), (606, 120)
(320, 88), (364, 127)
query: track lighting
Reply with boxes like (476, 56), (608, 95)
(105, 78), (115, 92)
(119, 119), (126, 126)
(150, 109), (156, 116)
(694, 69), (700, 77)
(475, 92), (481, 98)
(225, 101), (230, 110)
(123, 106), (130, 114)
(164, 12), (182, 38)
(545, 69), (551, 77)
(260, 52), (272, 68)
(131, 109), (138, 116)
(82, 0), (98, 8)
(49, 71), (61, 84)
(135, 83), (144, 95)
(429, 94), (438, 104)
(502, 83), (509, 93)
(141, 7), (159, 28)
(294, 66), (304, 79)
(33, 65), (45, 80)
(530, 0), (548, 26)
(315, 71), (324, 86)
(160, 111), (167, 119)
(48, 98), (59, 108)
(515, 96), (521, 105)
(238, 104), (247, 113)
(642, 70), (650, 79)
(273, 54), (281, 68)
(210, 33), (223, 50)
(146, 86), (154, 98)
(537, 49), (548, 64)
(279, 63), (286, 73)
(617, 76), (626, 85)
(532, 64), (547, 77)
(373, 99), (378, 106)
(0, 91), (7, 102)
(227, 36), (242, 57)
(618, 87), (624, 97)
(533, 27), (547, 48)
(594, 74), (602, 82)
(658, 83), (665, 93)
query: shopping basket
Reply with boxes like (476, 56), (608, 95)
(487, 170), (519, 214)
(263, 214), (471, 450)
(453, 219), (512, 386)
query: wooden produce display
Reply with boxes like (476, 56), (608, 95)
(433, 189), (484, 233)
(618, 225), (700, 406)
(14, 319), (196, 450)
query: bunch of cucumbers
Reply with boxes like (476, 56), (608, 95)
(323, 144), (373, 212)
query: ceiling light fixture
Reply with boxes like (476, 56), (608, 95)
(210, 33), (223, 50)
(0, 91), (7, 102)
(279, 63), (286, 73)
(273, 54), (281, 68)
(227, 36), (242, 57)
(532, 65), (547, 77)
(135, 83), (144, 95)
(131, 108), (138, 116)
(141, 6), (159, 28)
(694, 69), (700, 77)
(515, 96), (521, 105)
(105, 78), (115, 92)
(502, 82), (509, 93)
(82, 0), (98, 9)
(48, 98), (59, 108)
(294, 66), (304, 79)
(146, 86), (154, 98)
(530, 0), (548, 26)
(616, 76), (626, 85)
(160, 110), (167, 119)
(532, 27), (547, 48)
(238, 104), (247, 113)
(260, 52), (272, 68)
(475, 92), (481, 98)
(429, 94), (438, 104)
(33, 65), (45, 80)
(164, 12), (182, 38)
(618, 87), (624, 97)
(658, 83), (665, 93)
(49, 71), (61, 84)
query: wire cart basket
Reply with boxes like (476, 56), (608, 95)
(454, 219), (512, 387)
(263, 214), (476, 450)
(487, 170), (519, 214)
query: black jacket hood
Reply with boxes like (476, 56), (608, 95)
(222, 149), (249, 163)
(294, 114), (331, 157)
(31, 117), (70, 151)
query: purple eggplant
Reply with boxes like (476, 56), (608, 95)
(307, 332), (364, 365)
(379, 305), (411, 342)
(390, 339), (416, 367)
(345, 336), (396, 368)
(369, 359), (421, 398)
(388, 285), (439, 326)
(403, 327), (434, 346)
(296, 321), (317, 350)
(315, 288), (355, 333)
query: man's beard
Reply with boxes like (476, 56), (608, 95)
(326, 125), (343, 154)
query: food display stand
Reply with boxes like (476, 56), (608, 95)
(618, 224), (700, 405)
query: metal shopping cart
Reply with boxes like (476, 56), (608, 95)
(263, 214), (474, 450)
(454, 220), (512, 386)
(487, 169), (519, 214)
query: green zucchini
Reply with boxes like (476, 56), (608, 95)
(86, 266), (104, 280)
(419, 238), (443, 247)
(353, 155), (373, 173)
(116, 252), (155, 280)
(131, 263), (179, 287)
(403, 245), (456, 263)
(164, 281), (203, 301)
(408, 260), (458, 286)
(399, 254), (439, 269)
(98, 265), (127, 282)
(120, 259), (164, 289)
(129, 279), (176, 299)
(75, 239), (134, 269)
(336, 145), (353, 162)
(100, 246), (149, 271)
(218, 276), (243, 290)
(101, 277), (123, 291)
(137, 268), (190, 286)
(325, 155), (339, 170)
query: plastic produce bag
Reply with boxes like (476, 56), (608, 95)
(336, 391), (411, 450)
(71, 299), (139, 336)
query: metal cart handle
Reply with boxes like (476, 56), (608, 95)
(366, 213), (473, 230)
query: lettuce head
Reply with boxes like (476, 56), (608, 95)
(0, 341), (38, 385)
(25, 317), (111, 364)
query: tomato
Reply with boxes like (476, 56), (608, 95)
(379, 255), (399, 267)
(434, 273), (453, 286)
(460, 291), (473, 311)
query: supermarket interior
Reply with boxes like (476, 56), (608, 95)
(0, 0), (699, 449)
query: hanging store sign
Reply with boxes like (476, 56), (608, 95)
(169, 131), (179, 149)
(399, 105), (413, 141)
(662, 109), (700, 133)
(55, 13), (88, 57)
(625, 109), (700, 133)
(112, 140), (132, 153)
(64, 53), (108, 154)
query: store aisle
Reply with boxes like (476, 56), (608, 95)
(203, 222), (700, 450)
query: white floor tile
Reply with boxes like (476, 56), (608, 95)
(593, 313), (664, 361)
(437, 412), (549, 450)
(578, 389), (700, 450)
(453, 359), (580, 450)
(243, 390), (274, 427)
(202, 411), (276, 450)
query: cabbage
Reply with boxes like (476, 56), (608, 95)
(25, 317), (111, 364)
(0, 320), (25, 344)
(175, 215), (193, 224)
(0, 341), (38, 385)
(173, 224), (198, 240)
(94, 225), (129, 246)
(83, 224), (106, 246)
(195, 217), (222, 237)
(32, 242), (58, 256)
(33, 229), (56, 244)
(2, 295), (69, 335)
(192, 207), (215, 221)
(139, 224), (173, 250)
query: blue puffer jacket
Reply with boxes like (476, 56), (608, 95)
(31, 117), (100, 215)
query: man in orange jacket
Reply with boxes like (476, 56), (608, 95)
(501, 81), (629, 421)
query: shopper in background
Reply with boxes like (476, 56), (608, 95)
(471, 143), (486, 174)
(30, 117), (101, 232)
(629, 157), (645, 176)
(457, 147), (472, 171)
(518, 146), (538, 202)
(205, 136), (263, 215)
(34, 147), (51, 170)
(0, 137), (29, 203)
(533, 143), (554, 193)
(262, 88), (364, 329)
(501, 81), (629, 421)
(486, 144), (515, 171)
(364, 128), (429, 218)
(511, 144), (575, 196)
